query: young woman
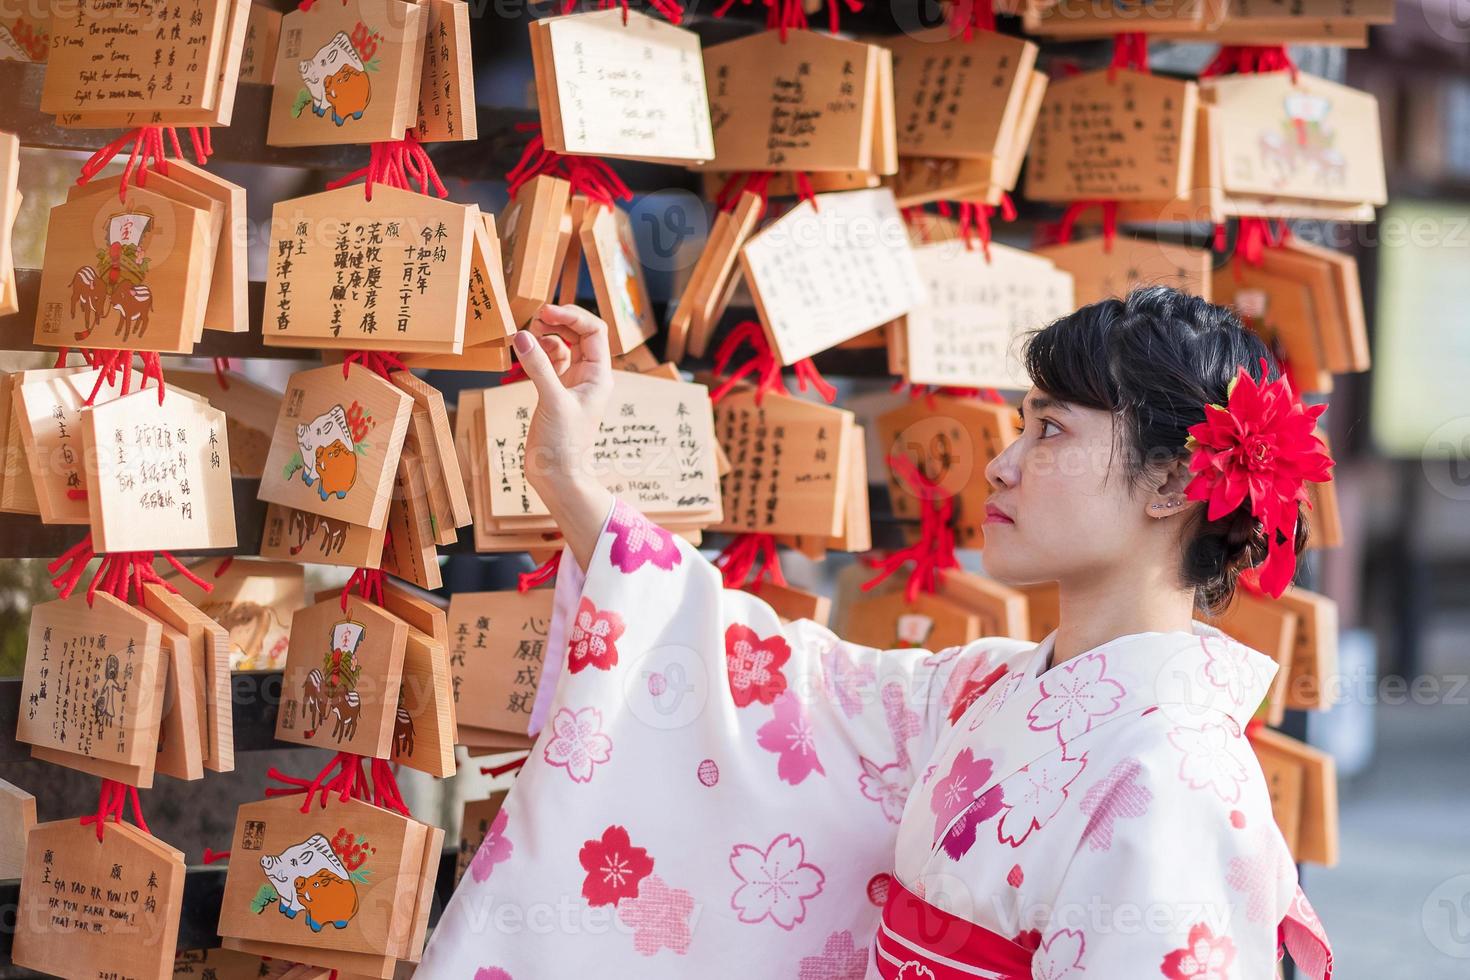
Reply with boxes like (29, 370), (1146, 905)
(422, 286), (1336, 979)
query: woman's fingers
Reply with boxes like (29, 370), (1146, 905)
(512, 329), (567, 404)
(540, 332), (572, 374)
(535, 304), (611, 369)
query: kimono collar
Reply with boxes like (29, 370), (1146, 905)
(1017, 619), (1277, 731)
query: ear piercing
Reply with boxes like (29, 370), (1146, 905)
(1151, 501), (1181, 510)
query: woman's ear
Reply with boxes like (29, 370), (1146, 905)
(1145, 457), (1197, 521)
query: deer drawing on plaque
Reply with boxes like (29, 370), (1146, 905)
(301, 619), (364, 744)
(69, 210), (155, 343)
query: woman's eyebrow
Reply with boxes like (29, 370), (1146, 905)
(1018, 394), (1071, 418)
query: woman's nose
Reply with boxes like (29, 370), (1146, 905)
(986, 439), (1019, 491)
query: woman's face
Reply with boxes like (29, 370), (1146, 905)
(981, 387), (1160, 586)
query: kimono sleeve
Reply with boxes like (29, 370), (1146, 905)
(535, 496), (1037, 800)
(1031, 742), (1301, 980)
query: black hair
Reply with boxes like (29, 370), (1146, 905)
(1020, 284), (1310, 615)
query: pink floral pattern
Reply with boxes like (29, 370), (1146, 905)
(798, 930), (868, 979)
(607, 499), (682, 574)
(821, 645), (875, 718)
(929, 748), (1004, 860)
(1026, 653), (1126, 747)
(567, 597), (625, 674)
(1160, 923), (1237, 979)
(882, 681), (922, 769)
(1078, 758), (1153, 852)
(542, 706), (613, 783)
(725, 623), (791, 708)
(1226, 825), (1293, 924)
(474, 969), (512, 980)
(946, 660), (1009, 726)
(1033, 928), (1086, 979)
(729, 833), (825, 930)
(968, 670), (1025, 731)
(756, 692), (825, 785)
(617, 874), (694, 955)
(857, 756), (908, 824)
(1168, 723), (1249, 803)
(997, 753), (1087, 847)
(469, 807), (513, 883)
(1200, 634), (1255, 708)
(579, 825), (654, 907)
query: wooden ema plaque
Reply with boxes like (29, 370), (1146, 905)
(239, 4), (284, 85)
(12, 819), (185, 980)
(266, 0), (426, 146)
(711, 388), (854, 538)
(82, 387), (238, 553)
(41, 0), (232, 116)
(579, 201), (657, 356)
(263, 184), (474, 353)
(1025, 68), (1199, 203)
(17, 592), (164, 773)
(34, 184), (211, 354)
(882, 27), (1039, 161)
(498, 174), (571, 328)
(258, 364), (413, 531)
(167, 556), (303, 672)
(0, 779), (36, 879)
(446, 589), (552, 738)
(845, 588), (982, 652)
(530, 8), (714, 163)
(414, 0), (476, 142)
(260, 502), (388, 569)
(739, 188), (925, 365)
(275, 595), (408, 759)
(142, 582), (234, 773)
(1203, 70), (1387, 207)
(1212, 259), (1333, 394)
(699, 30), (889, 173)
(1250, 727), (1339, 866)
(899, 240), (1074, 390)
(1037, 235), (1213, 306)
(482, 371), (721, 525)
(218, 795), (430, 974)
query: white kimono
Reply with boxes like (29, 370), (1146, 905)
(421, 498), (1333, 979)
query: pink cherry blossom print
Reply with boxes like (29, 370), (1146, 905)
(729, 833), (825, 930)
(1032, 928), (1086, 980)
(1226, 825), (1294, 924)
(1168, 723), (1249, 803)
(895, 964), (936, 980)
(1229, 810), (1247, 829)
(542, 706), (613, 783)
(756, 693), (826, 785)
(606, 498), (682, 574)
(882, 682), (922, 769)
(821, 645), (875, 718)
(946, 661), (1009, 726)
(567, 597), (625, 674)
(475, 969), (512, 980)
(997, 753), (1087, 848)
(1006, 864), (1024, 887)
(857, 756), (908, 824)
(929, 748), (994, 839)
(798, 930), (868, 980)
(725, 623), (791, 708)
(1026, 652), (1125, 747)
(1199, 634), (1255, 707)
(578, 825), (654, 907)
(968, 670), (1025, 731)
(616, 874), (695, 956)
(1160, 923), (1237, 979)
(469, 807), (513, 883)
(697, 758), (720, 786)
(1078, 758), (1153, 852)
(940, 784), (1004, 861)
(866, 873), (892, 906)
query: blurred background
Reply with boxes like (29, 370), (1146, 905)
(0, 0), (1467, 976)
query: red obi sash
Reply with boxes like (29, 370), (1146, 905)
(874, 877), (1033, 980)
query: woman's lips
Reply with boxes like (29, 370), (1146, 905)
(984, 504), (1014, 525)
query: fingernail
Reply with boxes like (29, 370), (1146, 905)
(513, 330), (533, 354)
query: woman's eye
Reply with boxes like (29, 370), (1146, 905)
(1039, 419), (1062, 438)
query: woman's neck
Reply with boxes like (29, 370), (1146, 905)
(1050, 570), (1198, 669)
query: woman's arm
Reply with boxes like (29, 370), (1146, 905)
(511, 303), (616, 574)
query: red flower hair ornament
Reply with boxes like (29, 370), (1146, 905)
(1183, 357), (1334, 599)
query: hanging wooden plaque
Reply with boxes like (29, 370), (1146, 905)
(34, 185), (211, 354)
(1038, 234), (1212, 306)
(845, 588), (982, 652)
(0, 779), (35, 879)
(389, 626), (456, 777)
(446, 589), (552, 737)
(41, 0), (233, 116)
(266, 0), (426, 146)
(901, 240), (1073, 390)
(414, 0), (476, 142)
(258, 364), (413, 531)
(275, 595), (408, 758)
(531, 8), (713, 163)
(740, 188), (925, 364)
(168, 556), (303, 672)
(700, 30), (883, 173)
(240, 3), (283, 85)
(153, 621), (205, 781)
(262, 184), (473, 352)
(260, 502), (388, 569)
(82, 387), (238, 552)
(579, 201), (657, 356)
(12, 819), (184, 980)
(1025, 68), (1199, 203)
(498, 174), (572, 328)
(142, 582), (234, 773)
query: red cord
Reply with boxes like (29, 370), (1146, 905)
(861, 453), (960, 603)
(518, 552), (562, 592)
(715, 533), (787, 589)
(1108, 32), (1150, 80)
